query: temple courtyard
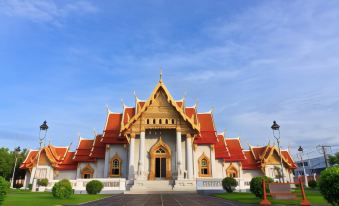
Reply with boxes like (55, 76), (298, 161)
(80, 193), (249, 206)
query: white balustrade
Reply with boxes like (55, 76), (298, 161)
(44, 178), (126, 194)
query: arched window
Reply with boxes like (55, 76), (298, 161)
(147, 119), (150, 124)
(165, 119), (168, 124)
(172, 119), (175, 124)
(81, 164), (94, 179)
(109, 154), (122, 177)
(156, 147), (166, 154)
(198, 153), (211, 177)
(159, 119), (162, 124)
(153, 119), (156, 124)
(226, 164), (238, 178)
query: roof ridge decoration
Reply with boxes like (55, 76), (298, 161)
(120, 79), (200, 133)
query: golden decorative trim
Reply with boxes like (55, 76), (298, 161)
(198, 152), (211, 177)
(81, 163), (94, 178)
(109, 153), (122, 177)
(148, 137), (172, 180)
(226, 163), (238, 178)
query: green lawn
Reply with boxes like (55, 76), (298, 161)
(213, 189), (330, 205)
(2, 189), (110, 206)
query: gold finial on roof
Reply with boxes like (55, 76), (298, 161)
(159, 68), (163, 83)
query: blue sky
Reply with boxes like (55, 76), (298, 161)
(0, 0), (338, 159)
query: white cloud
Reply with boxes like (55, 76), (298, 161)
(0, 0), (98, 24)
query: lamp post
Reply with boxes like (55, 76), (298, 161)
(271, 120), (285, 183)
(298, 146), (308, 187)
(10, 146), (21, 188)
(31, 121), (48, 190)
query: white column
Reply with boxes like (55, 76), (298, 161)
(128, 136), (135, 180)
(210, 145), (216, 177)
(176, 131), (183, 179)
(186, 135), (193, 180)
(137, 131), (146, 179)
(103, 145), (110, 178)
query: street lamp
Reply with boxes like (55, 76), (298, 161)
(10, 146), (21, 188)
(298, 146), (309, 187)
(271, 120), (285, 183)
(31, 121), (48, 190)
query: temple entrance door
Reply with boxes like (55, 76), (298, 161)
(149, 137), (172, 180)
(155, 157), (166, 179)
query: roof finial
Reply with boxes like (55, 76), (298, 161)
(159, 68), (163, 83)
(105, 104), (111, 113)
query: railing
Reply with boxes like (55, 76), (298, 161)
(45, 178), (126, 193)
(196, 178), (246, 191)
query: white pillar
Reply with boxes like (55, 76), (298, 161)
(176, 131), (183, 179)
(103, 145), (110, 178)
(128, 136), (135, 180)
(186, 135), (193, 180)
(210, 145), (216, 177)
(137, 131), (146, 179)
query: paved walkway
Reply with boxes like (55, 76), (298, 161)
(80, 193), (252, 206)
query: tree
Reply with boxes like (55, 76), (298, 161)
(222, 177), (238, 193)
(0, 147), (27, 187)
(86, 180), (104, 194)
(319, 166), (339, 206)
(0, 177), (10, 205)
(250, 176), (273, 198)
(328, 152), (339, 166)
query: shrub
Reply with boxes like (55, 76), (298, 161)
(38, 178), (49, 187)
(0, 177), (10, 205)
(308, 180), (317, 189)
(319, 166), (339, 206)
(86, 180), (104, 194)
(250, 176), (273, 198)
(28, 184), (32, 190)
(222, 177), (238, 193)
(52, 179), (73, 199)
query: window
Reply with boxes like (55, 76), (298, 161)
(83, 174), (91, 179)
(110, 154), (122, 177)
(198, 153), (211, 177)
(81, 164), (94, 179)
(153, 119), (156, 124)
(226, 164), (238, 178)
(165, 119), (168, 124)
(201, 159), (208, 175)
(172, 119), (175, 124)
(147, 119), (150, 124)
(156, 148), (166, 154)
(159, 119), (162, 124)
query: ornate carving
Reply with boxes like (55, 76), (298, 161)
(148, 137), (172, 180)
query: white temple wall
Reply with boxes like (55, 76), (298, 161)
(214, 159), (225, 178)
(95, 159), (105, 178)
(56, 170), (77, 180)
(194, 145), (212, 178)
(108, 145), (128, 178)
(78, 162), (97, 178)
(242, 169), (263, 184)
(142, 129), (178, 177)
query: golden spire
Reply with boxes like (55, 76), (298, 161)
(159, 68), (163, 83)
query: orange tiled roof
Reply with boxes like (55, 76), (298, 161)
(19, 145), (77, 170)
(242, 150), (260, 170)
(90, 134), (106, 159)
(102, 113), (128, 144)
(194, 113), (218, 144)
(215, 134), (230, 159)
(73, 139), (95, 162)
(225, 138), (246, 161)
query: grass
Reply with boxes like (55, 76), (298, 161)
(2, 189), (110, 206)
(213, 189), (330, 205)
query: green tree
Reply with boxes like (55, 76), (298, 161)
(328, 152), (339, 166)
(222, 177), (238, 193)
(0, 147), (28, 187)
(319, 166), (339, 206)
